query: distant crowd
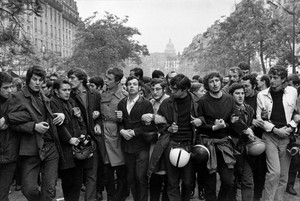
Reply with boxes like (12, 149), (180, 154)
(1, 62), (300, 201)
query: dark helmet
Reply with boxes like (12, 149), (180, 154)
(191, 144), (210, 165)
(245, 135), (266, 156)
(72, 135), (95, 160)
(142, 131), (158, 143)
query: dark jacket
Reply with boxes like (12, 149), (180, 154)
(7, 86), (62, 160)
(70, 87), (102, 168)
(147, 92), (199, 177)
(118, 95), (155, 153)
(0, 96), (19, 164)
(50, 95), (87, 169)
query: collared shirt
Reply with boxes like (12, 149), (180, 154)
(127, 95), (139, 114)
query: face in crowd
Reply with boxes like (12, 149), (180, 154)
(41, 83), (51, 96)
(55, 83), (71, 101)
(29, 74), (44, 92)
(151, 83), (164, 101)
(126, 78), (140, 96)
(105, 73), (118, 90)
(232, 88), (245, 106)
(0, 82), (12, 99)
(208, 76), (222, 94)
(241, 79), (255, 97)
(68, 74), (82, 89)
(269, 74), (285, 91)
(228, 70), (240, 83)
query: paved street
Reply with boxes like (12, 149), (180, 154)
(8, 177), (300, 201)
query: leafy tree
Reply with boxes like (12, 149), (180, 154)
(69, 12), (149, 75)
(0, 0), (43, 70)
(182, 0), (300, 75)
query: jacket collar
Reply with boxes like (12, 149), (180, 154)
(261, 86), (287, 96)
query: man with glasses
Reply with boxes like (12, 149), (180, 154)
(155, 74), (202, 201)
(142, 78), (169, 201)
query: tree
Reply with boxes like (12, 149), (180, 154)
(0, 0), (43, 70)
(69, 12), (149, 75)
(181, 0), (300, 75)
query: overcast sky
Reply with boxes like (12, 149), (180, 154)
(76, 0), (241, 53)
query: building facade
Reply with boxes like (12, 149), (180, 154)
(23, 0), (79, 58)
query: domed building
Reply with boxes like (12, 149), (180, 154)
(165, 39), (176, 57)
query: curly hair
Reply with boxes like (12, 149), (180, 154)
(203, 71), (222, 91)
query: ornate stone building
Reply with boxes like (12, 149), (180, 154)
(23, 0), (79, 57)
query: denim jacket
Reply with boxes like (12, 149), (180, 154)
(256, 86), (298, 132)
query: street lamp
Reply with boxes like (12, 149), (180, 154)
(267, 0), (296, 74)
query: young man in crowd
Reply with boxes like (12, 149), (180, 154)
(142, 78), (170, 201)
(197, 72), (249, 201)
(155, 74), (202, 201)
(152, 70), (165, 79)
(228, 83), (265, 201)
(89, 77), (104, 94)
(222, 66), (243, 94)
(256, 65), (299, 201)
(49, 72), (59, 83)
(117, 76), (155, 201)
(238, 62), (251, 76)
(41, 80), (53, 99)
(100, 67), (127, 201)
(0, 72), (17, 201)
(130, 67), (151, 98)
(68, 68), (102, 201)
(241, 74), (267, 201)
(7, 66), (64, 201)
(286, 74), (300, 196)
(256, 74), (270, 92)
(50, 79), (86, 201)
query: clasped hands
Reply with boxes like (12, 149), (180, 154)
(120, 129), (135, 140)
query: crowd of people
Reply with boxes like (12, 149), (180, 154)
(0, 63), (300, 201)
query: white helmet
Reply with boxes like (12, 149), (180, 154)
(169, 148), (191, 168)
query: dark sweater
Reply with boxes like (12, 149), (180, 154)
(245, 94), (257, 113)
(28, 87), (53, 141)
(173, 94), (193, 141)
(198, 93), (247, 139)
(270, 90), (286, 128)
